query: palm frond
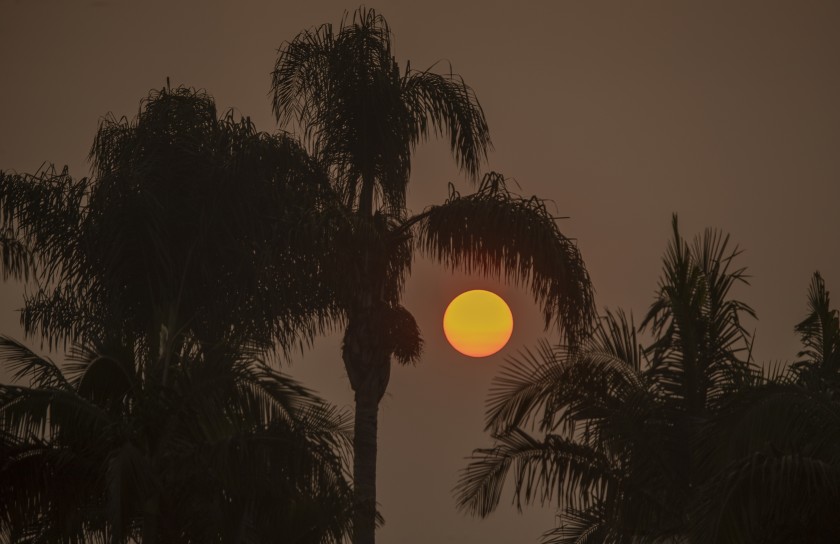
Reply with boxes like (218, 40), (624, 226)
(272, 7), (490, 216)
(642, 215), (755, 414)
(486, 311), (645, 436)
(415, 172), (595, 344)
(0, 335), (70, 390)
(0, 385), (112, 441)
(485, 340), (565, 432)
(401, 64), (491, 179)
(20, 285), (102, 350)
(542, 504), (614, 544)
(0, 227), (33, 280)
(0, 165), (88, 285)
(794, 271), (840, 384)
(455, 428), (616, 518)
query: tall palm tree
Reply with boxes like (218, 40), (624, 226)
(456, 216), (755, 543)
(271, 8), (595, 544)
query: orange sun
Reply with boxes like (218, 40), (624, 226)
(443, 290), (513, 357)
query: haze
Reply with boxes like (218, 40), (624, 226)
(2, 1), (839, 542)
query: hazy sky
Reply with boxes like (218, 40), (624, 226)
(2, 1), (840, 542)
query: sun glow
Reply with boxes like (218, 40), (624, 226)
(443, 290), (513, 358)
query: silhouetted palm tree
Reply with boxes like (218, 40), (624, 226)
(271, 8), (595, 544)
(0, 85), (337, 353)
(0, 86), (355, 542)
(456, 216), (755, 543)
(0, 335), (353, 543)
(690, 272), (840, 543)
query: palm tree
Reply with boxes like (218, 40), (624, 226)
(0, 85), (356, 541)
(271, 8), (595, 544)
(0, 334), (354, 543)
(689, 271), (840, 543)
(456, 216), (756, 543)
(0, 85), (338, 353)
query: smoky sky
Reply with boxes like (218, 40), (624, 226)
(2, 1), (840, 542)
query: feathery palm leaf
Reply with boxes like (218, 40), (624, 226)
(0, 228), (32, 281)
(642, 215), (755, 414)
(272, 7), (490, 216)
(793, 271), (840, 389)
(415, 172), (595, 344)
(455, 428), (617, 518)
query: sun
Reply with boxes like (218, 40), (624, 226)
(443, 290), (514, 357)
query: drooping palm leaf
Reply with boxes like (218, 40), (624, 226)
(414, 172), (595, 344)
(455, 428), (618, 518)
(272, 7), (491, 216)
(0, 228), (32, 281)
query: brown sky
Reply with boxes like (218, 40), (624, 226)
(2, 1), (840, 542)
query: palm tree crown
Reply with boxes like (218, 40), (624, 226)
(456, 216), (755, 544)
(0, 85), (338, 354)
(272, 8), (490, 216)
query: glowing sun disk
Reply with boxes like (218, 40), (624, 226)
(443, 290), (513, 357)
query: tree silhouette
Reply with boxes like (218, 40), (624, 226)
(0, 336), (353, 543)
(689, 272), (840, 543)
(0, 86), (355, 542)
(0, 86), (338, 353)
(456, 216), (756, 543)
(792, 272), (840, 392)
(271, 8), (595, 544)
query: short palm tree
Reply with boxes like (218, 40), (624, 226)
(0, 85), (356, 542)
(690, 271), (840, 543)
(456, 216), (756, 543)
(272, 8), (595, 544)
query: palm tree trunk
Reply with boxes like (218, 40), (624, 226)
(344, 304), (391, 544)
(142, 495), (159, 543)
(353, 387), (379, 544)
(348, 167), (387, 543)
